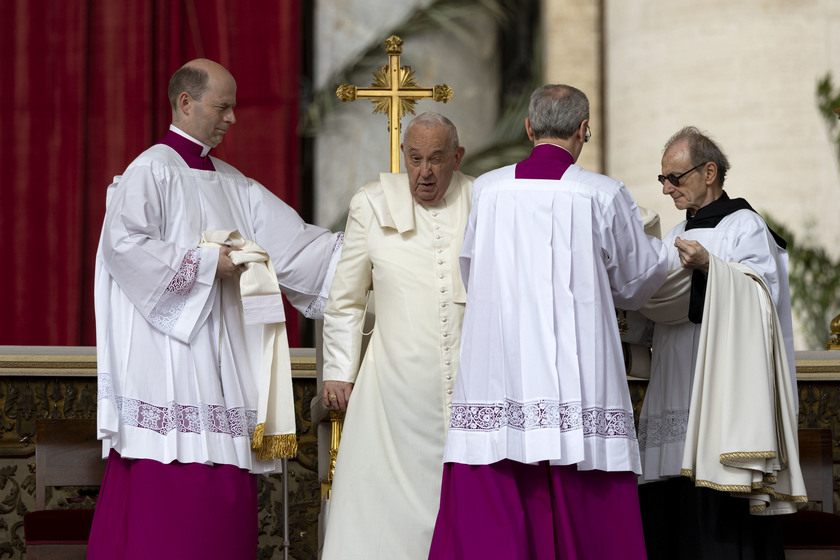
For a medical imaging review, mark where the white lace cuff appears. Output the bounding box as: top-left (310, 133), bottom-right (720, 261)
top-left (148, 249), bottom-right (201, 334)
top-left (304, 232), bottom-right (344, 320)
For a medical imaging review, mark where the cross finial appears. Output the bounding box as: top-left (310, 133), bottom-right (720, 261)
top-left (336, 35), bottom-right (453, 173)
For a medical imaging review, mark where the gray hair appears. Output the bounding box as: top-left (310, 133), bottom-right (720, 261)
top-left (168, 65), bottom-right (210, 110)
top-left (528, 84), bottom-right (589, 140)
top-left (664, 126), bottom-right (731, 187)
top-left (403, 112), bottom-right (460, 150)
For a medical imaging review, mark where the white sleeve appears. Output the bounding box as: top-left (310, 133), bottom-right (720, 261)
top-left (321, 193), bottom-right (373, 383)
top-left (100, 162), bottom-right (217, 343)
top-left (249, 181), bottom-right (343, 318)
top-left (602, 186), bottom-right (669, 310)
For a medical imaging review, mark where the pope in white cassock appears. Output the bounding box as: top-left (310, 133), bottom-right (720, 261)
top-left (89, 59), bottom-right (343, 559)
top-left (637, 126), bottom-right (802, 560)
top-left (320, 113), bottom-right (473, 560)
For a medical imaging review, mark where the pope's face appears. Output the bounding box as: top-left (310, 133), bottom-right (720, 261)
top-left (185, 70), bottom-right (237, 148)
top-left (660, 139), bottom-right (712, 214)
top-left (402, 124), bottom-right (464, 206)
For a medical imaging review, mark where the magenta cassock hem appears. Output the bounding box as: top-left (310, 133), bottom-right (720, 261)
top-left (428, 460), bottom-right (647, 560)
top-left (87, 449), bottom-right (258, 559)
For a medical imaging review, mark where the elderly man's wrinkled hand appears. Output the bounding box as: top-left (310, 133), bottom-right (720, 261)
top-left (323, 380), bottom-right (354, 412)
top-left (674, 237), bottom-right (709, 273)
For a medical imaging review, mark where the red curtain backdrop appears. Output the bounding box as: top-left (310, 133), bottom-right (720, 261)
top-left (0, 0), bottom-right (304, 347)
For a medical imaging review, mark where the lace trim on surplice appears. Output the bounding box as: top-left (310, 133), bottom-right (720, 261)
top-left (97, 372), bottom-right (256, 438)
top-left (303, 232), bottom-right (345, 319)
top-left (448, 399), bottom-right (636, 439)
top-left (637, 409), bottom-right (689, 451)
top-left (304, 296), bottom-right (327, 320)
top-left (149, 249), bottom-right (201, 334)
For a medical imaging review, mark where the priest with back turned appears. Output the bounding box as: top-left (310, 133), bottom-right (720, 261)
top-left (429, 84), bottom-right (669, 559)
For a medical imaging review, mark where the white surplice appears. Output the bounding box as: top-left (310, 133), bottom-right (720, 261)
top-left (442, 164), bottom-right (668, 474)
top-left (95, 143), bottom-right (342, 474)
top-left (638, 209), bottom-right (795, 482)
top-left (321, 171), bottom-right (473, 560)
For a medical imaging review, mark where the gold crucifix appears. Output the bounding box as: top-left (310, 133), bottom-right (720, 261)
top-left (336, 35), bottom-right (454, 173)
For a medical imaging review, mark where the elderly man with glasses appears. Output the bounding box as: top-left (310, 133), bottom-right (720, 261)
top-left (636, 126), bottom-right (801, 560)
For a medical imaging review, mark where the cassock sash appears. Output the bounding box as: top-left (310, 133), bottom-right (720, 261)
top-left (200, 230), bottom-right (297, 460)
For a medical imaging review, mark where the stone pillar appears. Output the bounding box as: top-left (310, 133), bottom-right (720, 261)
top-left (541, 0), bottom-right (603, 173)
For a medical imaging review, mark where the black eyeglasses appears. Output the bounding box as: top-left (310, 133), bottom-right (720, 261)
top-left (657, 162), bottom-right (706, 186)
top-left (584, 124), bottom-right (591, 143)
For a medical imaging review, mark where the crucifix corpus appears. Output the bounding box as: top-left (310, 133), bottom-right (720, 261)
top-left (336, 35), bottom-right (454, 173)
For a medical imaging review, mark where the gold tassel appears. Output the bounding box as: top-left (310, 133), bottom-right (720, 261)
top-left (251, 423), bottom-right (298, 460)
top-left (252, 423), bottom-right (265, 448)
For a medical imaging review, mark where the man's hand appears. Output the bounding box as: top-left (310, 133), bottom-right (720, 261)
top-left (323, 380), bottom-right (354, 412)
top-left (215, 246), bottom-right (243, 279)
top-left (674, 237), bottom-right (709, 273)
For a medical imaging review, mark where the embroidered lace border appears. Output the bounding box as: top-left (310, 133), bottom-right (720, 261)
top-left (149, 249), bottom-right (201, 334)
top-left (449, 399), bottom-right (636, 439)
top-left (637, 409), bottom-right (689, 451)
top-left (304, 232), bottom-right (345, 319)
top-left (98, 373), bottom-right (256, 438)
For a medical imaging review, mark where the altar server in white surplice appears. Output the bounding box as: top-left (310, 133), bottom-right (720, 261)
top-left (637, 126), bottom-right (799, 560)
top-left (89, 59), bottom-right (342, 559)
top-left (320, 113), bottom-right (473, 560)
top-left (429, 85), bottom-right (669, 560)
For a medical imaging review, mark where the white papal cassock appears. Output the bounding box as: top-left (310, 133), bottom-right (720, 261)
top-left (442, 163), bottom-right (668, 474)
top-left (321, 171), bottom-right (473, 560)
top-left (95, 136), bottom-right (342, 474)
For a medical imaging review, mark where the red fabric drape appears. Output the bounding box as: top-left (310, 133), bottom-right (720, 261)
top-left (0, 0), bottom-right (303, 346)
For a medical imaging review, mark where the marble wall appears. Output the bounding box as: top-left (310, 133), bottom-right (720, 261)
top-left (603, 0), bottom-right (840, 261)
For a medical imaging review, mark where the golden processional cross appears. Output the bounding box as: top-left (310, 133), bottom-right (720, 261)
top-left (336, 35), bottom-right (454, 173)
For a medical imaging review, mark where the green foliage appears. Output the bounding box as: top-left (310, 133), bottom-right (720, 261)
top-left (764, 217), bottom-right (840, 349)
top-left (816, 73), bottom-right (840, 162)
top-left (761, 73), bottom-right (840, 349)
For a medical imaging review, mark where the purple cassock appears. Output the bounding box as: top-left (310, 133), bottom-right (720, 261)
top-left (87, 131), bottom-right (258, 560)
top-left (428, 144), bottom-right (649, 560)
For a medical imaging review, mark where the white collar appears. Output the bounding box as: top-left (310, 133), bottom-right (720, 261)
top-left (169, 125), bottom-right (212, 157)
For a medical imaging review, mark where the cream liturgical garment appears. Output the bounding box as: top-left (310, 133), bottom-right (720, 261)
top-left (680, 255), bottom-right (806, 514)
top-left (321, 172), bottom-right (473, 560)
top-left (199, 230), bottom-right (296, 460)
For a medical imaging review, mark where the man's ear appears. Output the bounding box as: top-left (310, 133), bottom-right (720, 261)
top-left (452, 146), bottom-right (465, 170)
top-left (525, 117), bottom-right (535, 142)
top-left (703, 162), bottom-right (718, 186)
top-left (578, 119), bottom-right (589, 143)
top-left (178, 92), bottom-right (192, 116)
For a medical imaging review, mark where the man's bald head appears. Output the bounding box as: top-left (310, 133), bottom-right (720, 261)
top-left (169, 59), bottom-right (237, 147)
top-left (168, 59), bottom-right (234, 113)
